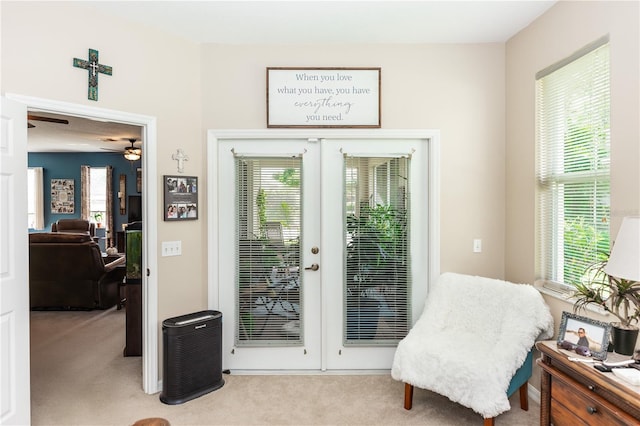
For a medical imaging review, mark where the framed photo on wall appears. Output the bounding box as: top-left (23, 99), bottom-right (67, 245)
top-left (163, 175), bottom-right (197, 221)
top-left (136, 168), bottom-right (142, 193)
top-left (51, 178), bottom-right (74, 213)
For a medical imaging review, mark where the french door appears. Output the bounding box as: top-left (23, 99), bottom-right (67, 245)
top-left (212, 132), bottom-right (436, 371)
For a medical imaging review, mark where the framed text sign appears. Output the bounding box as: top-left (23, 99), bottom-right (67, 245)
top-left (267, 67), bottom-right (381, 128)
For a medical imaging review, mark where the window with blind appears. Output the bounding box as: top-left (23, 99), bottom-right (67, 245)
top-left (536, 36), bottom-right (610, 290)
top-left (344, 156), bottom-right (410, 344)
top-left (235, 157), bottom-right (302, 345)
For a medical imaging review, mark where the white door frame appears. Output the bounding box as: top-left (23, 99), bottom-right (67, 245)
top-left (1, 96), bottom-right (30, 425)
top-left (6, 93), bottom-right (160, 393)
top-left (207, 129), bottom-right (440, 371)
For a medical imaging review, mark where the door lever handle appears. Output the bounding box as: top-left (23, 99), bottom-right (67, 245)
top-left (304, 263), bottom-right (319, 271)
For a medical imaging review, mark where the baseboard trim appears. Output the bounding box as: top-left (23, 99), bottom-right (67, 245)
top-left (528, 383), bottom-right (541, 405)
top-left (156, 375), bottom-right (543, 405)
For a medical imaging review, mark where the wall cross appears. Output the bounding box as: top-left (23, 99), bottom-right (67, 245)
top-left (172, 149), bottom-right (189, 173)
top-left (73, 49), bottom-right (112, 101)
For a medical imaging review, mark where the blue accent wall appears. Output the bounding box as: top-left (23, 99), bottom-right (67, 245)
top-left (28, 152), bottom-right (142, 235)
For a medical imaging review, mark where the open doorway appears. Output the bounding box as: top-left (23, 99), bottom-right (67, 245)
top-left (10, 93), bottom-right (160, 395)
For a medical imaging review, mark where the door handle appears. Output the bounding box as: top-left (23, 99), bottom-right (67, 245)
top-left (304, 263), bottom-right (319, 271)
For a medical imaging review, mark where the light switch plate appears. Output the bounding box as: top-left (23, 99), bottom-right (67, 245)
top-left (162, 240), bottom-right (182, 257)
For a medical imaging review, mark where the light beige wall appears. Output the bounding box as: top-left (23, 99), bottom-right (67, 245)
top-left (4, 1), bottom-right (513, 379)
top-left (1, 1), bottom-right (207, 364)
top-left (202, 43), bottom-right (507, 279)
top-left (506, 1), bottom-right (640, 387)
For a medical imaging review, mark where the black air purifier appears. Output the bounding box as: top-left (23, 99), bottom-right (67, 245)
top-left (160, 310), bottom-right (224, 404)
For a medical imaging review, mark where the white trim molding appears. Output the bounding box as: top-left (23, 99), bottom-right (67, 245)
top-left (7, 94), bottom-right (160, 394)
top-left (206, 128), bottom-right (441, 368)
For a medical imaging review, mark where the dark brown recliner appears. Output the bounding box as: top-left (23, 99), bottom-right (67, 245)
top-left (29, 232), bottom-right (125, 310)
top-left (51, 218), bottom-right (96, 237)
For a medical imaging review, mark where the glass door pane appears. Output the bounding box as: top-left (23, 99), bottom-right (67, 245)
top-left (235, 157), bottom-right (303, 345)
top-left (344, 156), bottom-right (410, 344)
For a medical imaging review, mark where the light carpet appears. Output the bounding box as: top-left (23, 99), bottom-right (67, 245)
top-left (30, 308), bottom-right (539, 425)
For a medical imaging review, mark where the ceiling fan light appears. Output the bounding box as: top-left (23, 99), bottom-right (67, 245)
top-left (122, 138), bottom-right (142, 161)
top-left (124, 150), bottom-right (141, 161)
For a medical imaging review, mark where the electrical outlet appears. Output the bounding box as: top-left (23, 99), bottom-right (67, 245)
top-left (162, 240), bottom-right (182, 257)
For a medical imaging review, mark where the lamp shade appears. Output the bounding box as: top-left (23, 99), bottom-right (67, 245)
top-left (605, 216), bottom-right (640, 282)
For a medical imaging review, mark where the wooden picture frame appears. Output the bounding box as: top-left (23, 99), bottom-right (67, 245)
top-left (50, 178), bottom-right (74, 214)
top-left (136, 168), bottom-right (142, 193)
top-left (163, 175), bottom-right (197, 221)
top-left (557, 311), bottom-right (611, 360)
top-left (267, 67), bottom-right (381, 128)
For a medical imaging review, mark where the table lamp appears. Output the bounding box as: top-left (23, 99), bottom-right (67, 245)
top-left (605, 216), bottom-right (640, 282)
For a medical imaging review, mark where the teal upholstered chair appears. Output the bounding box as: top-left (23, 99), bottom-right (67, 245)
top-left (402, 350), bottom-right (533, 426)
top-left (505, 351), bottom-right (533, 414)
top-left (392, 273), bottom-right (554, 425)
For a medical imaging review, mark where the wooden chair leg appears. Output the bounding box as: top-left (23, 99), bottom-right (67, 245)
top-left (519, 382), bottom-right (529, 411)
top-left (404, 383), bottom-right (414, 410)
top-left (483, 418), bottom-right (495, 426)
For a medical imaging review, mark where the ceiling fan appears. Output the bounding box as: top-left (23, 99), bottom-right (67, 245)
top-left (27, 114), bottom-right (69, 129)
top-left (101, 138), bottom-right (142, 161)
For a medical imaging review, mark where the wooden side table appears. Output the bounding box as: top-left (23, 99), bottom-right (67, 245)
top-left (536, 340), bottom-right (640, 425)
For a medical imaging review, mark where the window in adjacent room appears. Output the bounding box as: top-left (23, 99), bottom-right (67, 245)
top-left (536, 36), bottom-right (610, 290)
top-left (89, 167), bottom-right (107, 225)
top-left (27, 167), bottom-right (44, 230)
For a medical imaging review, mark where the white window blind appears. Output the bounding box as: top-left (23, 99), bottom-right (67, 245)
top-left (536, 37), bottom-right (610, 289)
top-left (344, 156), bottom-right (410, 344)
top-left (235, 157), bottom-right (302, 345)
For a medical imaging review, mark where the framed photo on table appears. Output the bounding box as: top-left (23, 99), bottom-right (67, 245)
top-left (557, 311), bottom-right (611, 359)
top-left (163, 176), bottom-right (197, 221)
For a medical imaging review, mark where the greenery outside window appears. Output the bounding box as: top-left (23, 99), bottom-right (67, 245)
top-left (536, 36), bottom-right (610, 290)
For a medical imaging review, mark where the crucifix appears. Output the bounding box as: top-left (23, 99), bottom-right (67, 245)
top-left (73, 49), bottom-right (112, 101)
top-left (172, 149), bottom-right (189, 173)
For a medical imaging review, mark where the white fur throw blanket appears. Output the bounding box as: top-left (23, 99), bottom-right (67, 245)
top-left (391, 272), bottom-right (554, 418)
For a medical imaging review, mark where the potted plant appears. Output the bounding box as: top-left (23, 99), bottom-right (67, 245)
top-left (572, 256), bottom-right (640, 355)
top-left (345, 204), bottom-right (408, 340)
top-left (93, 212), bottom-right (104, 227)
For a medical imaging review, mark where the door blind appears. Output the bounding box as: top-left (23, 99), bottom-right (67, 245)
top-left (344, 156), bottom-right (411, 344)
top-left (235, 157), bottom-right (303, 345)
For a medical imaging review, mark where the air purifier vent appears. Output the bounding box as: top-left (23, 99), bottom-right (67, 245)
top-left (160, 310), bottom-right (224, 404)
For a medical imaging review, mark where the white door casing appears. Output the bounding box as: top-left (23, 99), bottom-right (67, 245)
top-left (208, 130), bottom-right (440, 372)
top-left (4, 94), bottom-right (160, 394)
top-left (0, 97), bottom-right (30, 425)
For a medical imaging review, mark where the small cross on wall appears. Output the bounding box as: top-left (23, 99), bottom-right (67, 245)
top-left (172, 149), bottom-right (189, 173)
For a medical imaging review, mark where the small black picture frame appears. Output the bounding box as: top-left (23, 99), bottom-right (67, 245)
top-left (163, 175), bottom-right (197, 221)
top-left (557, 311), bottom-right (611, 360)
